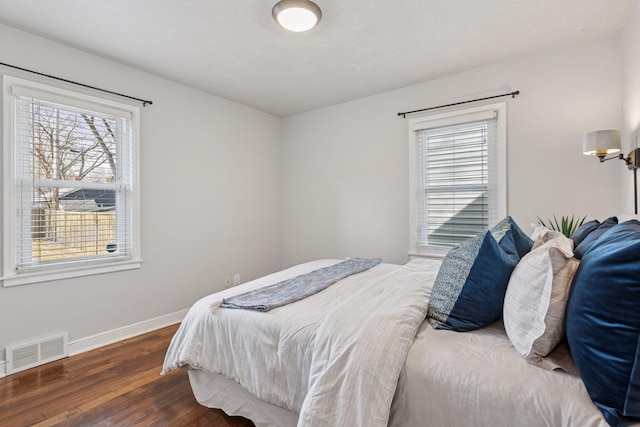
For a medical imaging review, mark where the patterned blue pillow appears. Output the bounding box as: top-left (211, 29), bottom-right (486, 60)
top-left (428, 228), bottom-right (520, 332)
top-left (566, 220), bottom-right (640, 426)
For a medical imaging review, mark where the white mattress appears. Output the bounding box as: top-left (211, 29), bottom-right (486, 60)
top-left (390, 321), bottom-right (608, 427)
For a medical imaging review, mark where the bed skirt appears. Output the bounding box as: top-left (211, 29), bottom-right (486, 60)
top-left (188, 369), bottom-right (297, 427)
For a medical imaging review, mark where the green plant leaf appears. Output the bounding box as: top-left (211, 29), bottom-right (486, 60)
top-left (538, 214), bottom-right (587, 237)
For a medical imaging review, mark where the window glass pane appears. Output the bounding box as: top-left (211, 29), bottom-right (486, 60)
top-left (417, 120), bottom-right (493, 248)
top-left (28, 189), bottom-right (118, 265)
top-left (26, 101), bottom-right (119, 183)
top-left (425, 190), bottom-right (489, 246)
top-left (14, 96), bottom-right (131, 271)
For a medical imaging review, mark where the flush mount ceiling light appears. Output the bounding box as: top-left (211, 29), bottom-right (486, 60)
top-left (272, 0), bottom-right (322, 32)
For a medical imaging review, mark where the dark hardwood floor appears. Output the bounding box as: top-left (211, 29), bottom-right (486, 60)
top-left (0, 324), bottom-right (255, 427)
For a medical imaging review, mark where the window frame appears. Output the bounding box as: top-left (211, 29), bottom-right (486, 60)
top-left (2, 75), bottom-right (141, 287)
top-left (408, 102), bottom-right (507, 259)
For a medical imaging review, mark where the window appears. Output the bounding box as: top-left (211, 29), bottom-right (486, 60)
top-left (2, 76), bottom-right (141, 286)
top-left (408, 103), bottom-right (506, 257)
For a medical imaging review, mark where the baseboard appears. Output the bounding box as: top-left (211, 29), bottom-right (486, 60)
top-left (69, 309), bottom-right (188, 356)
top-left (0, 309), bottom-right (188, 378)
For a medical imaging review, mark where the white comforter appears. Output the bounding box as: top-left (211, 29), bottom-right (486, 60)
top-left (162, 259), bottom-right (440, 427)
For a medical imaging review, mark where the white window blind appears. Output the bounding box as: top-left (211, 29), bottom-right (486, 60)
top-left (3, 76), bottom-right (141, 286)
top-left (409, 103), bottom-right (506, 255)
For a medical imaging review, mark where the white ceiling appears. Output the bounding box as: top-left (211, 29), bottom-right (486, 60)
top-left (0, 0), bottom-right (633, 117)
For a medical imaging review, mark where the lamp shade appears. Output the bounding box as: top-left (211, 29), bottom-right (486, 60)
top-left (272, 0), bottom-right (322, 32)
top-left (583, 129), bottom-right (621, 158)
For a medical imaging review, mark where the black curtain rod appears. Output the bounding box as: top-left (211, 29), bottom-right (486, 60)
top-left (397, 90), bottom-right (520, 118)
top-left (0, 62), bottom-right (153, 107)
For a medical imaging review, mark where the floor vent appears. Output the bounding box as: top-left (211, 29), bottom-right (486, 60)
top-left (5, 332), bottom-right (69, 375)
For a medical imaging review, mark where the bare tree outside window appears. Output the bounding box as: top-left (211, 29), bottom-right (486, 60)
top-left (30, 104), bottom-right (117, 207)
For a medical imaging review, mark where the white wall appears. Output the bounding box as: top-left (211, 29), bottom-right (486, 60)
top-left (282, 38), bottom-right (622, 267)
top-left (622, 0), bottom-right (640, 214)
top-left (0, 23), bottom-right (282, 363)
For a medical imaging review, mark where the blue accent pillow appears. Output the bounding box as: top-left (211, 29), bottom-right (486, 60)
top-left (573, 216), bottom-right (618, 259)
top-left (491, 216), bottom-right (534, 259)
top-left (570, 219), bottom-right (600, 247)
top-left (428, 224), bottom-right (521, 332)
top-left (566, 220), bottom-right (640, 426)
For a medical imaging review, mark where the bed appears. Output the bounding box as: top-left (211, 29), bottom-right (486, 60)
top-left (162, 217), bottom-right (640, 427)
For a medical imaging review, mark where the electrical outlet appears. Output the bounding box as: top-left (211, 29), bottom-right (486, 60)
top-left (233, 274), bottom-right (240, 286)
top-left (224, 276), bottom-right (231, 288)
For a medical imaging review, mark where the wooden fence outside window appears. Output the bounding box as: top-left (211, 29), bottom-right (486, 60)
top-left (31, 209), bottom-right (116, 261)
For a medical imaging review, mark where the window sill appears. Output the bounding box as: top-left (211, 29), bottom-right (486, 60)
top-left (1, 259), bottom-right (142, 287)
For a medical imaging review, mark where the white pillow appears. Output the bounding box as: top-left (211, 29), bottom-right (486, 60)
top-left (503, 232), bottom-right (579, 368)
top-left (529, 223), bottom-right (568, 250)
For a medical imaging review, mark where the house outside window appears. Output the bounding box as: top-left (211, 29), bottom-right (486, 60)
top-left (408, 102), bottom-right (506, 258)
top-left (2, 75), bottom-right (141, 286)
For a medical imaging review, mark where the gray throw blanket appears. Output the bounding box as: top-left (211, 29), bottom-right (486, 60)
top-left (220, 258), bottom-right (382, 312)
